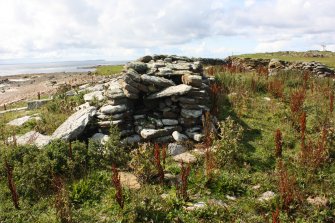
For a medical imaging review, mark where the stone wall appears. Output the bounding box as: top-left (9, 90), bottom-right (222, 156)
top-left (228, 57), bottom-right (335, 77)
top-left (93, 55), bottom-right (213, 144)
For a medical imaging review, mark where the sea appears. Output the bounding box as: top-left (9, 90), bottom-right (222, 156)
top-left (0, 60), bottom-right (128, 76)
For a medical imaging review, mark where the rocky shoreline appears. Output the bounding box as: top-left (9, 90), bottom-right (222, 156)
top-left (0, 72), bottom-right (102, 107)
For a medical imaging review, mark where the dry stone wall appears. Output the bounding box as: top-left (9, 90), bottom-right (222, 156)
top-left (95, 55), bottom-right (213, 144)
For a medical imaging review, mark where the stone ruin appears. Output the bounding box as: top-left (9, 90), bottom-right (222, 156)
top-left (229, 57), bottom-right (335, 77)
top-left (93, 55), bottom-right (214, 144)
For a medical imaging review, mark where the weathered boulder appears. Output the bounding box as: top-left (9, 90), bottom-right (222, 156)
top-left (126, 62), bottom-right (148, 74)
top-left (173, 152), bottom-right (197, 163)
top-left (91, 133), bottom-right (110, 145)
top-left (14, 131), bottom-right (51, 148)
top-left (168, 143), bottom-right (186, 156)
top-left (52, 106), bottom-right (97, 141)
top-left (172, 131), bottom-right (189, 142)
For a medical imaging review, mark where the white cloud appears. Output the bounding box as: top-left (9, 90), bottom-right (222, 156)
top-left (0, 0), bottom-right (334, 60)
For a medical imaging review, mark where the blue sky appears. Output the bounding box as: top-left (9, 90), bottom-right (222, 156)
top-left (0, 0), bottom-right (334, 62)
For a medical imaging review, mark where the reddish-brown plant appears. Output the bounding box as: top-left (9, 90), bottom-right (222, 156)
top-left (300, 128), bottom-right (328, 170)
top-left (272, 208), bottom-right (280, 223)
top-left (300, 112), bottom-right (306, 149)
top-left (154, 143), bottom-right (164, 184)
top-left (177, 161), bottom-right (191, 201)
top-left (302, 71), bottom-right (310, 91)
top-left (205, 148), bottom-right (215, 178)
top-left (203, 112), bottom-right (215, 147)
top-left (330, 90), bottom-right (334, 113)
top-left (275, 129), bottom-right (283, 158)
top-left (290, 89), bottom-right (306, 127)
top-left (256, 65), bottom-right (269, 77)
top-left (161, 144), bottom-right (167, 167)
top-left (53, 175), bottom-right (72, 223)
top-left (277, 160), bottom-right (298, 211)
top-left (4, 160), bottom-right (20, 209)
top-left (68, 141), bottom-right (73, 160)
top-left (209, 82), bottom-right (223, 116)
top-left (267, 79), bottom-right (284, 99)
top-left (111, 165), bottom-right (124, 209)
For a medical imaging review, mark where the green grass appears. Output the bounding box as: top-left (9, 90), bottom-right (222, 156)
top-left (238, 50), bottom-right (335, 68)
top-left (95, 65), bottom-right (124, 76)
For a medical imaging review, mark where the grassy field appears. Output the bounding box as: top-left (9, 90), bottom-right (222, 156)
top-left (95, 65), bottom-right (124, 76)
top-left (0, 67), bottom-right (335, 222)
top-left (238, 51), bottom-right (335, 68)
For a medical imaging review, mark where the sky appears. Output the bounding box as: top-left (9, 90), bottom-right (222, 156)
top-left (0, 0), bottom-right (334, 62)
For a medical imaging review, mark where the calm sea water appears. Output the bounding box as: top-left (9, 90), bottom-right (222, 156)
top-left (0, 60), bottom-right (127, 76)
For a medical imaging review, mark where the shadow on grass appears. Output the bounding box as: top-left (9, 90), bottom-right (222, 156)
top-left (218, 95), bottom-right (276, 172)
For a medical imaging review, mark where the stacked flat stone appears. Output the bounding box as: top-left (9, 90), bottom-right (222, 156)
top-left (94, 55), bottom-right (211, 144)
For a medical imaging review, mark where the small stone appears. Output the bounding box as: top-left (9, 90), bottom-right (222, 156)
top-left (184, 202), bottom-right (206, 211)
top-left (252, 184), bottom-right (261, 190)
top-left (258, 191), bottom-right (276, 202)
top-left (121, 134), bottom-right (141, 144)
top-left (100, 104), bottom-right (128, 115)
top-left (168, 143), bottom-right (187, 156)
top-left (173, 152), bottom-right (197, 163)
top-left (181, 109), bottom-right (202, 118)
top-left (162, 119), bottom-right (179, 126)
top-left (307, 196), bottom-right (328, 207)
top-left (226, 195), bottom-right (237, 201)
top-left (172, 131), bottom-right (188, 142)
top-left (140, 129), bottom-right (169, 139)
top-left (91, 133), bottom-right (110, 145)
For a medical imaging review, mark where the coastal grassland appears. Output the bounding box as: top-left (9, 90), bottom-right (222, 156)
top-left (95, 65), bottom-right (124, 76)
top-left (1, 68), bottom-right (335, 222)
top-left (238, 51), bottom-right (335, 68)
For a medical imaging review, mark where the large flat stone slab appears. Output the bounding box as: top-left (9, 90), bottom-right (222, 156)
top-left (52, 106), bottom-right (97, 141)
top-left (147, 84), bottom-right (192, 99)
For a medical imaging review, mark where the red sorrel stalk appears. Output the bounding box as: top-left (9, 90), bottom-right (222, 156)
top-left (4, 160), bottom-right (20, 209)
top-left (275, 129), bottom-right (283, 158)
top-left (154, 143), bottom-right (164, 184)
top-left (111, 165), bottom-right (124, 209)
